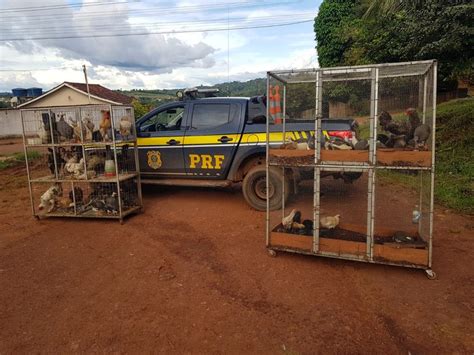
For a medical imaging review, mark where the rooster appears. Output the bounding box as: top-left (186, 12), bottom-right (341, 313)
top-left (100, 110), bottom-right (112, 141)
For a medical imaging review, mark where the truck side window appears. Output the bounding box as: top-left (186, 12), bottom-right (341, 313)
top-left (191, 104), bottom-right (238, 130)
top-left (140, 106), bottom-right (184, 132)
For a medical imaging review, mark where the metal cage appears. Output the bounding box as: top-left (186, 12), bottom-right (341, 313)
top-left (265, 60), bottom-right (437, 279)
top-left (21, 104), bottom-right (143, 223)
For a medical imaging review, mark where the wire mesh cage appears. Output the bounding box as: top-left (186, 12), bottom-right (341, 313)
top-left (21, 104), bottom-right (143, 222)
top-left (266, 60), bottom-right (437, 278)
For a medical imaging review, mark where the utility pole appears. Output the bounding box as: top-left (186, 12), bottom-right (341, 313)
top-left (82, 64), bottom-right (91, 104)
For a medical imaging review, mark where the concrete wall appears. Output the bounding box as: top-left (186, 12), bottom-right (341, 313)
top-left (0, 109), bottom-right (22, 137)
top-left (21, 86), bottom-right (106, 108)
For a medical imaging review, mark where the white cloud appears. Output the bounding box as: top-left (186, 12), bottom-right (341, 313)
top-left (0, 0), bottom-right (319, 91)
top-left (1, 0), bottom-right (216, 72)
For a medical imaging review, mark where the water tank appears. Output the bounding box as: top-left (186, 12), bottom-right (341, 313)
top-left (12, 88), bottom-right (27, 97)
top-left (27, 87), bottom-right (43, 97)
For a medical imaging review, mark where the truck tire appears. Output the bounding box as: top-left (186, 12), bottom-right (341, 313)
top-left (242, 165), bottom-right (289, 211)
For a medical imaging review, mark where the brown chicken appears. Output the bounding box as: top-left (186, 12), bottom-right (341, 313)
top-left (99, 110), bottom-right (111, 141)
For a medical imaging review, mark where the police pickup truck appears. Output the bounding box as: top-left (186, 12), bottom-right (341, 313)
top-left (136, 89), bottom-right (360, 210)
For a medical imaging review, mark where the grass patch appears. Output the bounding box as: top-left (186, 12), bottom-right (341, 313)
top-left (0, 151), bottom-right (42, 170)
top-left (357, 98), bottom-right (474, 214)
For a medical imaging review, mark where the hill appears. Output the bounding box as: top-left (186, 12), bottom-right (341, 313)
top-left (119, 78), bottom-right (266, 108)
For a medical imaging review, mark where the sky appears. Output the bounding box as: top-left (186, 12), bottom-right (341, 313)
top-left (0, 0), bottom-right (322, 92)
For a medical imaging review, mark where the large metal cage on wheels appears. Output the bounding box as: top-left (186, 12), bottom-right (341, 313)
top-left (265, 60), bottom-right (437, 278)
top-left (21, 104), bottom-right (143, 223)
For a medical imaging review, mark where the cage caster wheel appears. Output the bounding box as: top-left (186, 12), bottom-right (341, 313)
top-left (268, 249), bottom-right (277, 257)
top-left (425, 269), bottom-right (437, 280)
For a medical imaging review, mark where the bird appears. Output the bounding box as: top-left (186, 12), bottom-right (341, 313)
top-left (82, 115), bottom-right (95, 141)
top-left (70, 118), bottom-right (86, 142)
top-left (56, 114), bottom-right (73, 141)
top-left (68, 187), bottom-right (84, 207)
top-left (99, 110), bottom-right (112, 141)
top-left (303, 219), bottom-right (313, 235)
top-left (282, 209), bottom-right (297, 230)
top-left (405, 108), bottom-right (421, 140)
top-left (393, 231), bottom-right (414, 243)
top-left (320, 214), bottom-right (340, 229)
top-left (119, 116), bottom-right (133, 140)
top-left (354, 139), bottom-right (369, 150)
top-left (38, 184), bottom-right (62, 213)
top-left (105, 192), bottom-right (119, 214)
top-left (413, 124), bottom-right (431, 150)
top-left (378, 110), bottom-right (410, 136)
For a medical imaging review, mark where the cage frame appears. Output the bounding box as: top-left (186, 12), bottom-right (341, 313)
top-left (20, 103), bottom-right (143, 223)
top-left (265, 60), bottom-right (437, 278)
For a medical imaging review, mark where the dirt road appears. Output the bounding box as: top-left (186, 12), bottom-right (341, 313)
top-left (0, 164), bottom-right (473, 353)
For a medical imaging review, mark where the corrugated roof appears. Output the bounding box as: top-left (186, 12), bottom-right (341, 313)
top-left (65, 82), bottom-right (133, 104)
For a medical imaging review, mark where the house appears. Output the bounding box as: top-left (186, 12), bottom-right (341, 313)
top-left (17, 81), bottom-right (133, 108)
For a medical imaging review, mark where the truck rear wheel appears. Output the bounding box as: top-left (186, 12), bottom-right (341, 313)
top-left (242, 165), bottom-right (289, 211)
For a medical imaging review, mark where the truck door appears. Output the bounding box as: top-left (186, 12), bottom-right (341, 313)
top-left (136, 103), bottom-right (187, 177)
top-left (183, 102), bottom-right (242, 179)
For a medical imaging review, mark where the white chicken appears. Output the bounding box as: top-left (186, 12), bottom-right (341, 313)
top-left (282, 209), bottom-right (297, 230)
top-left (320, 214), bottom-right (340, 229)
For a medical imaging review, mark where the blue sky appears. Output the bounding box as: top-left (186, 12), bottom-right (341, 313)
top-left (0, 0), bottom-right (322, 91)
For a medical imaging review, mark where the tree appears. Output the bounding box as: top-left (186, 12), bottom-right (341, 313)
top-left (132, 99), bottom-right (151, 120)
top-left (314, 0), bottom-right (358, 67)
top-left (314, 0), bottom-right (474, 89)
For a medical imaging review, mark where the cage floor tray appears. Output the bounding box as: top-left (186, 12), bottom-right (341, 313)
top-left (268, 148), bottom-right (431, 167)
top-left (270, 223), bottom-right (428, 266)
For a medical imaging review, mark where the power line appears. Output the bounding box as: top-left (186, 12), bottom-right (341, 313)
top-left (0, 19), bottom-right (313, 41)
top-left (0, 0), bottom-right (137, 13)
top-left (0, 0), bottom-right (296, 23)
top-left (1, 13), bottom-right (312, 35)
top-left (0, 66), bottom-right (78, 72)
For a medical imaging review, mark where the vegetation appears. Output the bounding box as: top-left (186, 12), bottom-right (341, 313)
top-left (121, 78), bottom-right (267, 118)
top-left (314, 0), bottom-right (474, 90)
top-left (0, 151), bottom-right (41, 170)
top-left (435, 98), bottom-right (473, 213)
top-left (360, 98), bottom-right (473, 214)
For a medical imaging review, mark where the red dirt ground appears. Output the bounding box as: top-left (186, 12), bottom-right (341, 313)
top-left (0, 163), bottom-right (473, 353)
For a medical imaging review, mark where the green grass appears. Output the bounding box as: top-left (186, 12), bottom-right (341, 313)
top-left (357, 98), bottom-right (474, 214)
top-left (0, 151), bottom-right (42, 170)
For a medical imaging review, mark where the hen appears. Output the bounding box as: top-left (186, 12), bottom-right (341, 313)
top-left (320, 214), bottom-right (340, 229)
top-left (119, 116), bottom-right (133, 140)
top-left (100, 110), bottom-right (112, 141)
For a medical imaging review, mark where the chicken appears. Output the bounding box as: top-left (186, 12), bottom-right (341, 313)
top-left (38, 184), bottom-right (62, 213)
top-left (70, 118), bottom-right (86, 142)
top-left (64, 154), bottom-right (85, 178)
top-left (320, 214), bottom-right (340, 229)
top-left (405, 108), bottom-right (421, 140)
top-left (105, 192), bottom-right (119, 214)
top-left (282, 209), bottom-right (297, 230)
top-left (354, 139), bottom-right (369, 150)
top-left (378, 111), bottom-right (410, 137)
top-left (119, 116), bottom-right (133, 140)
top-left (413, 124), bottom-right (431, 150)
top-left (82, 115), bottom-right (94, 141)
top-left (47, 147), bottom-right (66, 176)
top-left (56, 114), bottom-right (73, 141)
top-left (69, 187), bottom-right (84, 206)
top-left (99, 110), bottom-right (112, 141)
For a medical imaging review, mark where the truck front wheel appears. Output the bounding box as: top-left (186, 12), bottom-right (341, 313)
top-left (242, 165), bottom-right (289, 211)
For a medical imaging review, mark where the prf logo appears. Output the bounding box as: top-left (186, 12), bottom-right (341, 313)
top-left (147, 150), bottom-right (162, 169)
top-left (189, 154), bottom-right (224, 169)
